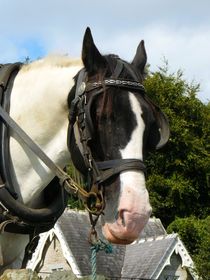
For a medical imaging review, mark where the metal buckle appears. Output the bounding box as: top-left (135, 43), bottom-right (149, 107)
top-left (78, 82), bottom-right (86, 96)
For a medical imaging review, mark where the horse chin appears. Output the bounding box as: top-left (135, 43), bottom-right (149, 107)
top-left (102, 224), bottom-right (135, 244)
top-left (102, 212), bottom-right (150, 245)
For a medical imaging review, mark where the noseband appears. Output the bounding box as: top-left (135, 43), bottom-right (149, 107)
top-left (68, 59), bottom-right (147, 192)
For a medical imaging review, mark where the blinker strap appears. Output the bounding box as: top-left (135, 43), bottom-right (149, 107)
top-left (123, 61), bottom-right (140, 81)
top-left (111, 59), bottom-right (124, 78)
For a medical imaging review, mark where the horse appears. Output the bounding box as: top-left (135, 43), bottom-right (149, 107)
top-left (0, 27), bottom-right (169, 271)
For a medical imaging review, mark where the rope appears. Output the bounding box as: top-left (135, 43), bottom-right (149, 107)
top-left (90, 239), bottom-right (113, 280)
top-left (91, 245), bottom-right (97, 279)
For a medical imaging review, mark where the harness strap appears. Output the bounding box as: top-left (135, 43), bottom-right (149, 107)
top-left (123, 61), bottom-right (141, 81)
top-left (0, 104), bottom-right (105, 220)
top-left (96, 159), bottom-right (146, 184)
top-left (21, 234), bottom-right (40, 268)
top-left (0, 65), bottom-right (104, 232)
top-left (75, 68), bottom-right (87, 97)
top-left (111, 59), bottom-right (124, 78)
top-left (85, 79), bottom-right (145, 93)
top-left (0, 107), bottom-right (68, 182)
top-left (96, 158), bottom-right (146, 170)
top-left (0, 63), bottom-right (22, 94)
top-left (0, 63), bottom-right (22, 198)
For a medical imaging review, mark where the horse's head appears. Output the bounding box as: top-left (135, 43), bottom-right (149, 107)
top-left (68, 28), bottom-right (169, 244)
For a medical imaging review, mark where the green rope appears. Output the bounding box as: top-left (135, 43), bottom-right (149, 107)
top-left (91, 245), bottom-right (97, 280)
top-left (90, 239), bottom-right (113, 280)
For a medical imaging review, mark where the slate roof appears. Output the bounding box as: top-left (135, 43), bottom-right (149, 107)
top-left (56, 210), bottom-right (125, 278)
top-left (137, 216), bottom-right (166, 240)
top-left (28, 209), bottom-right (196, 279)
top-left (122, 235), bottom-right (177, 279)
top-left (55, 209), bottom-right (168, 278)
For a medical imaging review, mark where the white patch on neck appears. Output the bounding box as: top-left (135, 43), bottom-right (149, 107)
top-left (9, 59), bottom-right (82, 204)
top-left (120, 92), bottom-right (145, 160)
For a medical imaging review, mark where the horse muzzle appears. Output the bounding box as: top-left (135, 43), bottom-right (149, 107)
top-left (102, 209), bottom-right (151, 244)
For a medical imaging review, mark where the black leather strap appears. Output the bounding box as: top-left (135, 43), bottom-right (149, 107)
top-left (96, 159), bottom-right (146, 184)
top-left (0, 64), bottom-right (68, 234)
top-left (0, 63), bottom-right (22, 198)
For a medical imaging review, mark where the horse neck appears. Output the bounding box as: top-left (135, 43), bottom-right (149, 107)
top-left (9, 57), bottom-right (82, 204)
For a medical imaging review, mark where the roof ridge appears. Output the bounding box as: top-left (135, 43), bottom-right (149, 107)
top-left (134, 232), bottom-right (178, 244)
top-left (150, 234), bottom-right (178, 279)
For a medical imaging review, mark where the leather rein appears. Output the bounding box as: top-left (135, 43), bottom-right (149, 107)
top-left (0, 64), bottom-right (103, 236)
top-left (0, 104), bottom-right (101, 215)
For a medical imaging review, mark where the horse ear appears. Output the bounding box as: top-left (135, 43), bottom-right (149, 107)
top-left (82, 27), bottom-right (106, 75)
top-left (132, 40), bottom-right (147, 74)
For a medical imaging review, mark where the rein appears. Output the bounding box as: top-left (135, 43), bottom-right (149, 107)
top-left (0, 106), bottom-right (102, 215)
top-left (0, 63), bottom-right (106, 268)
top-left (0, 64), bottom-right (103, 240)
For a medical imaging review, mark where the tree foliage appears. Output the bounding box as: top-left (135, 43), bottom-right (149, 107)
top-left (144, 62), bottom-right (210, 279)
top-left (167, 216), bottom-right (210, 279)
top-left (144, 63), bottom-right (210, 225)
top-left (67, 62), bottom-right (210, 279)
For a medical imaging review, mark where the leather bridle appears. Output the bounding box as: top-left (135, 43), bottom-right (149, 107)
top-left (68, 59), bottom-right (147, 209)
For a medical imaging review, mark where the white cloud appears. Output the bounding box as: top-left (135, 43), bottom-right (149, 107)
top-left (0, 0), bottom-right (209, 102)
top-left (144, 25), bottom-right (210, 102)
top-left (95, 25), bottom-right (210, 103)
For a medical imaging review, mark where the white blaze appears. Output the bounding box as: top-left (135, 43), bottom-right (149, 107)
top-left (120, 92), bottom-right (147, 194)
top-left (102, 92), bottom-right (152, 244)
top-left (119, 92), bottom-right (151, 219)
top-left (120, 92), bottom-right (145, 160)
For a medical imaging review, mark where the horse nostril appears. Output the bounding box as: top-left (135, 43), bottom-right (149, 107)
top-left (115, 211), bottom-right (119, 221)
top-left (118, 210), bottom-right (126, 226)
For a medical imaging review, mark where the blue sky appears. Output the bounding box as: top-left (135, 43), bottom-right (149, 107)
top-left (1, 0), bottom-right (210, 103)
